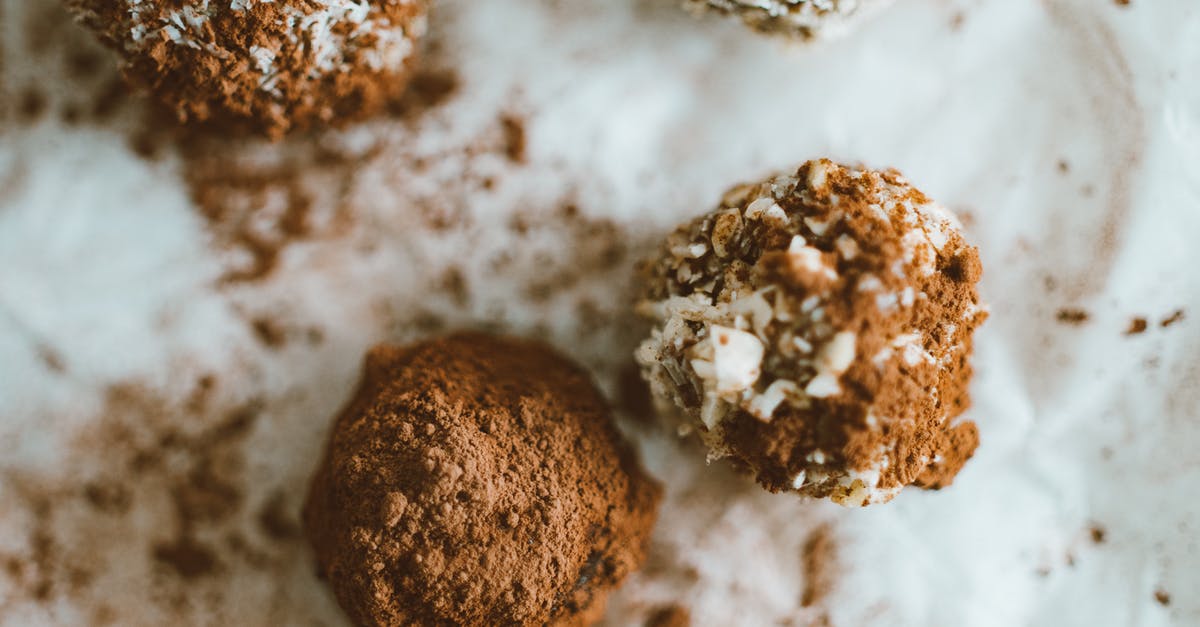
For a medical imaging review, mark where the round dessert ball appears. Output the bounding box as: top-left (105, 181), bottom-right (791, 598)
top-left (683, 0), bottom-right (894, 40)
top-left (66, 0), bottom-right (428, 137)
top-left (303, 334), bottom-right (662, 626)
top-left (635, 159), bottom-right (986, 507)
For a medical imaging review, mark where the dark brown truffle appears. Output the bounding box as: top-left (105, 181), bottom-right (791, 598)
top-left (304, 334), bottom-right (662, 626)
top-left (65, 0), bottom-right (428, 138)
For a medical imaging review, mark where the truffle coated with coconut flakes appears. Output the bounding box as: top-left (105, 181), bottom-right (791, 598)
top-left (684, 0), bottom-right (895, 41)
top-left (65, 0), bottom-right (429, 138)
top-left (635, 159), bottom-right (986, 506)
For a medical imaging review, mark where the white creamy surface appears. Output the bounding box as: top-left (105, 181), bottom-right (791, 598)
top-left (1, 0), bottom-right (1199, 626)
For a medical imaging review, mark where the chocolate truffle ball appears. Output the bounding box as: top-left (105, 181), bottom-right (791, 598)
top-left (635, 160), bottom-right (986, 506)
top-left (304, 334), bottom-right (661, 626)
top-left (66, 0), bottom-right (428, 137)
top-left (684, 0), bottom-right (893, 40)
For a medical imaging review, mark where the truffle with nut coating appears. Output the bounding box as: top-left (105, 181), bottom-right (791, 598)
top-left (635, 159), bottom-right (986, 506)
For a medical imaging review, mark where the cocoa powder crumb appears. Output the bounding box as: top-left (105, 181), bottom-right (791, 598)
top-left (251, 317), bottom-right (287, 348)
top-left (257, 491), bottom-right (298, 541)
top-left (1154, 589), bottom-right (1170, 606)
top-left (646, 604), bottom-right (691, 627)
top-left (1160, 309), bottom-right (1185, 328)
top-left (82, 481), bottom-right (132, 515)
top-left (1124, 317), bottom-right (1148, 335)
top-left (1088, 524), bottom-right (1107, 544)
top-left (152, 538), bottom-right (218, 580)
top-left (36, 344), bottom-right (67, 373)
top-left (500, 113), bottom-right (527, 163)
top-left (1056, 308), bottom-right (1090, 325)
top-left (59, 103), bottom-right (82, 125)
top-left (18, 88), bottom-right (47, 121)
top-left (388, 68), bottom-right (461, 119)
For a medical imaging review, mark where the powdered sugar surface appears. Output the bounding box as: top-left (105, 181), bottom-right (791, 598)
top-left (1, 0), bottom-right (1198, 625)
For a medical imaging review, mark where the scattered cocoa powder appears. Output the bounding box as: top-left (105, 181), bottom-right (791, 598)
top-left (1088, 524), bottom-right (1107, 544)
top-left (175, 64), bottom-right (462, 284)
top-left (1057, 308), bottom-right (1091, 325)
top-left (303, 334), bottom-right (661, 626)
top-left (1125, 317), bottom-right (1148, 335)
top-left (0, 376), bottom-right (327, 623)
top-left (1154, 589), bottom-right (1170, 606)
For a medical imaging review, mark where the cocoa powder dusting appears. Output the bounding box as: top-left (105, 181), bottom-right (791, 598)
top-left (176, 63), bottom-right (460, 285)
top-left (304, 334), bottom-right (661, 626)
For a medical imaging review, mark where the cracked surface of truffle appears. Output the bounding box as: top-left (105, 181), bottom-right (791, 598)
top-left (684, 0), bottom-right (895, 40)
top-left (635, 159), bottom-right (986, 506)
top-left (304, 334), bottom-right (661, 626)
top-left (65, 0), bottom-right (428, 137)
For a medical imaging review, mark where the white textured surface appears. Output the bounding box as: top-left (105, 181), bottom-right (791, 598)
top-left (1, 0), bottom-right (1198, 625)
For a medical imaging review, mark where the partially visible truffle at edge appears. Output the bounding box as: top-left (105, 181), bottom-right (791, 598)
top-left (304, 334), bottom-right (662, 626)
top-left (635, 159), bottom-right (986, 506)
top-left (66, 0), bottom-right (429, 137)
top-left (684, 0), bottom-right (895, 40)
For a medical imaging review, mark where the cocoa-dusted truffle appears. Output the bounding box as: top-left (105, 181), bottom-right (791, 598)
top-left (304, 334), bottom-right (661, 626)
top-left (66, 0), bottom-right (428, 137)
top-left (635, 159), bottom-right (986, 506)
top-left (684, 0), bottom-right (893, 40)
